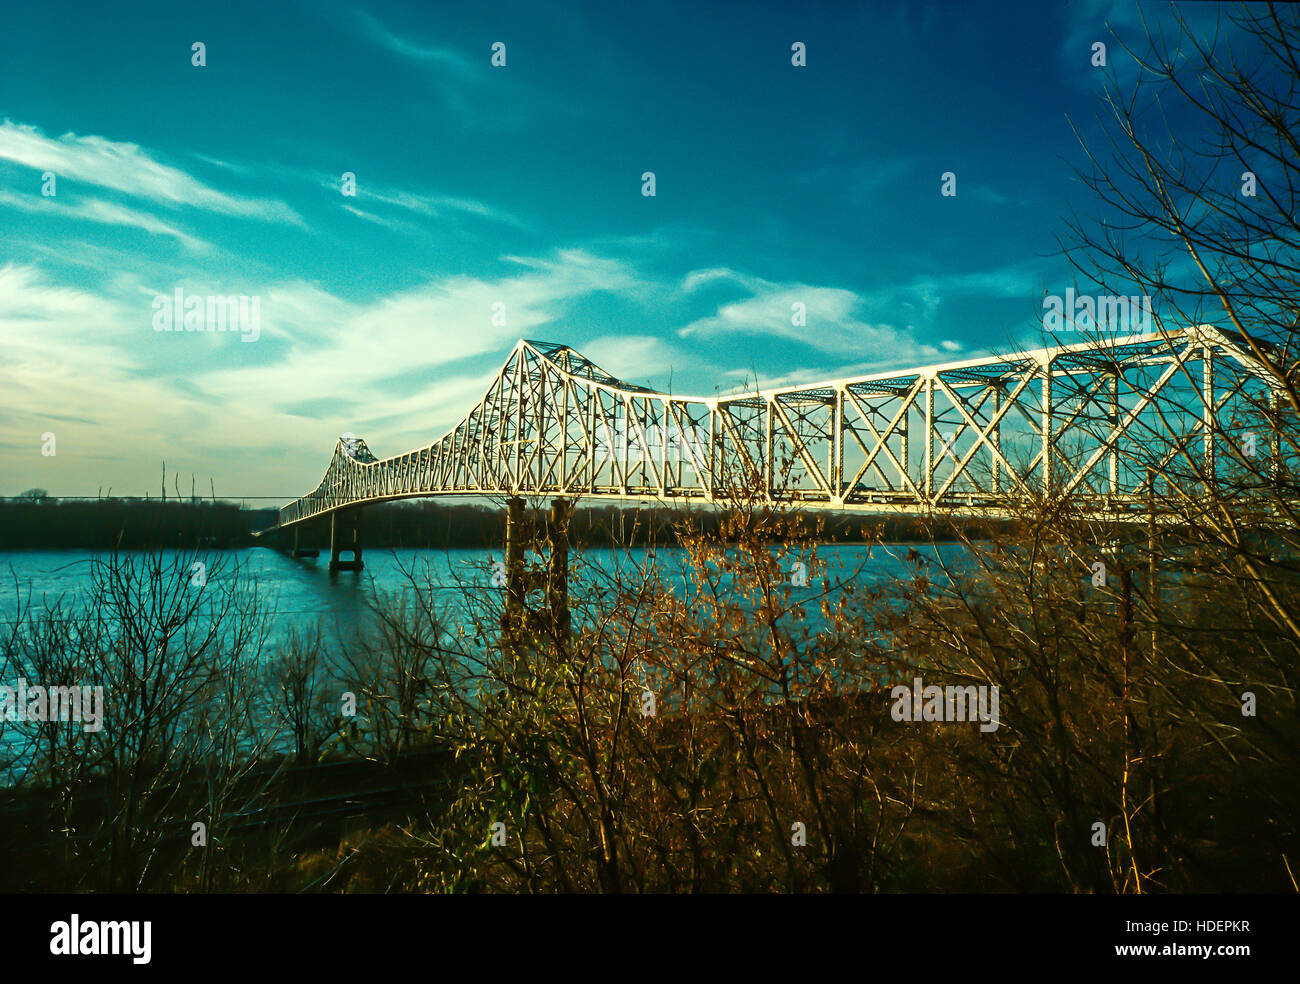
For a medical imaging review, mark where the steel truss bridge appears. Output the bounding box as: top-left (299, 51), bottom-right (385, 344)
top-left (274, 324), bottom-right (1286, 536)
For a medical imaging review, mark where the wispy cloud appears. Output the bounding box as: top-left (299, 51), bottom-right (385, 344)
top-left (320, 172), bottom-right (527, 229)
top-left (577, 333), bottom-right (708, 394)
top-left (0, 189), bottom-right (208, 250)
top-left (347, 9), bottom-right (583, 131)
top-left (356, 10), bottom-right (478, 78)
top-left (0, 263), bottom-right (272, 493)
top-left (0, 250), bottom-right (643, 493)
top-left (0, 263), bottom-right (140, 430)
top-left (678, 267), bottom-right (972, 366)
top-left (192, 248), bottom-right (640, 447)
top-left (1058, 0), bottom-right (1226, 88)
top-left (791, 158), bottom-right (919, 206)
top-left (341, 203), bottom-right (417, 233)
top-left (0, 121), bottom-right (304, 225)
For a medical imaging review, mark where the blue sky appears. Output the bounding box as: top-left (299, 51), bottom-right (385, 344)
top-left (0, 0), bottom-right (1225, 498)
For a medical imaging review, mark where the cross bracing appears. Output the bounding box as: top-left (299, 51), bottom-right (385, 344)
top-left (275, 324), bottom-right (1290, 528)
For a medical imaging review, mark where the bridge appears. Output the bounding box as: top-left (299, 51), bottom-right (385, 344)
top-left (269, 323), bottom-right (1286, 571)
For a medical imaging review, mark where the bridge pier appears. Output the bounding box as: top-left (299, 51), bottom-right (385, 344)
top-left (499, 496), bottom-right (573, 646)
top-left (291, 525), bottom-right (320, 559)
top-left (548, 498), bottom-right (573, 643)
top-left (501, 497), bottom-right (526, 632)
top-left (329, 508), bottom-right (364, 572)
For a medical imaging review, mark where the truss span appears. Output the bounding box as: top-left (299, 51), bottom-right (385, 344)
top-left (276, 325), bottom-right (1287, 528)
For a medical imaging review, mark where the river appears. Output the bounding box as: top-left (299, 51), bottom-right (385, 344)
top-left (0, 542), bottom-right (972, 648)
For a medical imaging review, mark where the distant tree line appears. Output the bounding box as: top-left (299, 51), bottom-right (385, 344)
top-left (339, 499), bottom-right (971, 549)
top-left (0, 491), bottom-right (274, 549)
top-left (0, 491), bottom-right (971, 550)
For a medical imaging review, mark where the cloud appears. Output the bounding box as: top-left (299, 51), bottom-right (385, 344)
top-left (1059, 0), bottom-right (1226, 88)
top-left (341, 203), bottom-right (416, 232)
top-left (323, 173), bottom-right (527, 229)
top-left (347, 10), bottom-right (582, 131)
top-left (192, 249), bottom-right (640, 448)
top-left (0, 120), bottom-right (304, 225)
top-left (792, 158), bottom-right (916, 206)
top-left (356, 10), bottom-right (478, 78)
top-left (677, 267), bottom-right (981, 365)
top-left (575, 333), bottom-right (706, 394)
top-left (0, 189), bottom-right (208, 250)
top-left (968, 184), bottom-right (1017, 206)
top-left (0, 264), bottom-right (152, 475)
top-left (0, 247), bottom-right (1001, 496)
top-left (0, 247), bottom-right (654, 494)
top-left (0, 262), bottom-right (125, 330)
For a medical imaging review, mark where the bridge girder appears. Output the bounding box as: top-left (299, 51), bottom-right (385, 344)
top-left (275, 325), bottom-right (1289, 528)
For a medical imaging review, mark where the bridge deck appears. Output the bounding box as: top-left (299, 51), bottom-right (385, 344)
top-left (272, 325), bottom-right (1287, 529)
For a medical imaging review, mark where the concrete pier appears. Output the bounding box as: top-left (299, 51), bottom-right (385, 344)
top-left (499, 496), bottom-right (573, 646)
top-left (548, 497), bottom-right (572, 642)
top-left (291, 526), bottom-right (320, 559)
top-left (329, 508), bottom-right (364, 572)
top-left (501, 497), bottom-right (525, 632)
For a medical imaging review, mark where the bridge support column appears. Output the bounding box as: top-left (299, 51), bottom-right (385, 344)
top-left (329, 509), bottom-right (364, 572)
top-left (548, 498), bottom-right (573, 646)
top-left (502, 497), bottom-right (526, 631)
top-left (498, 496), bottom-right (574, 652)
top-left (291, 525), bottom-right (320, 559)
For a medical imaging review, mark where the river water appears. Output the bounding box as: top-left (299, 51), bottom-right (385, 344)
top-left (0, 542), bottom-right (971, 647)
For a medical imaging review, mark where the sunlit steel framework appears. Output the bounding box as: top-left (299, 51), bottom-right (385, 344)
top-left (276, 324), bottom-right (1286, 530)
